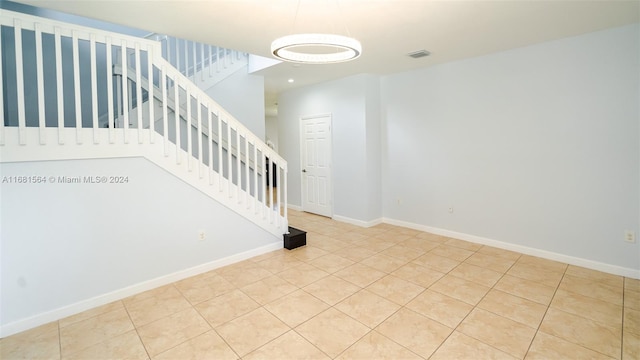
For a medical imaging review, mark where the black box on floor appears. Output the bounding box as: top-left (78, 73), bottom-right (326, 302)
top-left (284, 226), bottom-right (306, 250)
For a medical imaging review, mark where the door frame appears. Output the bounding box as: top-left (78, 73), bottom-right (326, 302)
top-left (299, 113), bottom-right (333, 217)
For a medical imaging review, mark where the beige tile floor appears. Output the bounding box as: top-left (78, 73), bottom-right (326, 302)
top-left (2, 210), bottom-right (639, 359)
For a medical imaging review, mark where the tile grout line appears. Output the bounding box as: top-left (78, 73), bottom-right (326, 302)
top-left (327, 229), bottom-right (424, 359)
top-left (424, 246), bottom-right (482, 358)
top-left (621, 277), bottom-right (626, 360)
top-left (356, 238), bottom-right (491, 357)
top-left (544, 273), bottom-right (626, 358)
top-left (521, 264), bottom-right (568, 359)
top-left (189, 281), bottom-right (246, 360)
top-left (377, 233), bottom-right (496, 358)
top-left (56, 320), bottom-right (62, 360)
top-left (290, 328), bottom-right (334, 359)
top-left (427, 246), bottom-right (516, 359)
top-left (235, 275), bottom-right (303, 359)
top-left (146, 284), bottom-right (219, 359)
top-left (213, 327), bottom-right (242, 360)
top-left (121, 298), bottom-right (153, 360)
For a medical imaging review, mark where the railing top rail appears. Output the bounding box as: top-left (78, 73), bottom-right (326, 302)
top-left (157, 59), bottom-right (286, 167)
top-left (0, 9), bottom-right (161, 52)
top-left (143, 32), bottom-right (246, 52)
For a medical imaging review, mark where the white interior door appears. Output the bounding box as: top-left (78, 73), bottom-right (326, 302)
top-left (301, 115), bottom-right (332, 217)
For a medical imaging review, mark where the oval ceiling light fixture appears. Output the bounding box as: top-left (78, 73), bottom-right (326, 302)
top-left (271, 33), bottom-right (362, 64)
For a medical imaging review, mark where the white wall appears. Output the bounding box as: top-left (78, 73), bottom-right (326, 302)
top-left (205, 70), bottom-right (266, 140)
top-left (276, 24), bottom-right (639, 274)
top-left (0, 157), bottom-right (279, 333)
top-left (365, 76), bottom-right (383, 222)
top-left (278, 74), bottom-right (382, 223)
top-left (265, 115), bottom-right (279, 151)
top-left (381, 24), bottom-right (639, 272)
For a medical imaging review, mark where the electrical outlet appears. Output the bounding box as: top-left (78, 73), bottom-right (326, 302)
top-left (198, 231), bottom-right (206, 241)
top-left (448, 207), bottom-right (454, 214)
top-left (625, 231), bottom-right (636, 243)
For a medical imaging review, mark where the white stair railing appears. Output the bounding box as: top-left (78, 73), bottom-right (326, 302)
top-left (124, 34), bottom-right (247, 93)
top-left (113, 35), bottom-right (247, 133)
top-left (0, 9), bottom-right (287, 236)
top-left (148, 34), bottom-right (246, 81)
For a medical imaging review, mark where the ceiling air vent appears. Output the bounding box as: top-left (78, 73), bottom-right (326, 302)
top-left (407, 50), bottom-right (431, 59)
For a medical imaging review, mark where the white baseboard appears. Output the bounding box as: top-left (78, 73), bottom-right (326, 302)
top-left (382, 217), bottom-right (640, 279)
top-left (0, 241), bottom-right (282, 338)
top-left (333, 214), bottom-right (383, 228)
top-left (286, 207), bottom-right (383, 229)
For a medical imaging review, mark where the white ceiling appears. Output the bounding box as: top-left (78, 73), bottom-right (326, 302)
top-left (14, 0), bottom-right (640, 112)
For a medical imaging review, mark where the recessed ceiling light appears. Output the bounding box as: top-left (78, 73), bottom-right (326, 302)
top-left (288, 78), bottom-right (294, 83)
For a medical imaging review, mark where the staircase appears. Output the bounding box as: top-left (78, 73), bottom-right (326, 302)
top-left (0, 9), bottom-right (288, 237)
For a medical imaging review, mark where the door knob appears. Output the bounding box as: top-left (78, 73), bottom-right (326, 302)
top-left (302, 169), bottom-right (306, 172)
